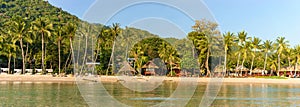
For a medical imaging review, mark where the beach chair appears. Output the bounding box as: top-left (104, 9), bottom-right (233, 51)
top-left (25, 69), bottom-right (33, 75)
top-left (35, 69), bottom-right (43, 75)
top-left (1, 68), bottom-right (9, 73)
top-left (46, 69), bottom-right (53, 74)
top-left (14, 69), bottom-right (22, 75)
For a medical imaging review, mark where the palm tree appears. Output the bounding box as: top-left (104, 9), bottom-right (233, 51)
top-left (284, 48), bottom-right (293, 76)
top-left (106, 23), bottom-right (121, 75)
top-left (275, 37), bottom-right (289, 76)
top-left (236, 31), bottom-right (247, 69)
top-left (7, 16), bottom-right (31, 74)
top-left (159, 42), bottom-right (180, 76)
top-left (293, 45), bottom-right (300, 77)
top-left (64, 22), bottom-right (77, 74)
top-left (0, 30), bottom-right (17, 74)
top-left (54, 25), bottom-right (64, 75)
top-left (240, 40), bottom-right (251, 76)
top-left (249, 37), bottom-right (262, 75)
top-left (223, 32), bottom-right (235, 75)
top-left (32, 17), bottom-right (53, 74)
top-left (262, 40), bottom-right (273, 75)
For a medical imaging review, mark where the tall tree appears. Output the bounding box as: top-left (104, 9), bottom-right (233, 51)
top-left (293, 45), bottom-right (300, 77)
top-left (32, 17), bottom-right (53, 74)
top-left (262, 40), bottom-right (273, 75)
top-left (249, 37), bottom-right (262, 75)
top-left (191, 19), bottom-right (220, 77)
top-left (54, 25), bottom-right (64, 75)
top-left (223, 32), bottom-right (235, 75)
top-left (106, 23), bottom-right (121, 75)
top-left (7, 16), bottom-right (31, 74)
top-left (275, 37), bottom-right (289, 76)
top-left (64, 22), bottom-right (77, 74)
top-left (236, 31), bottom-right (247, 69)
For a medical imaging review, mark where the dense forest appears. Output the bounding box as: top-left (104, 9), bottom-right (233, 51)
top-left (1, 0), bottom-right (299, 77)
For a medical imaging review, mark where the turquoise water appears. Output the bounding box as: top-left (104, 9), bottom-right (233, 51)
top-left (1, 82), bottom-right (300, 106)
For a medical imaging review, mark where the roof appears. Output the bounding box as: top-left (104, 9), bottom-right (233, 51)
top-left (142, 61), bottom-right (159, 69)
top-left (235, 65), bottom-right (249, 71)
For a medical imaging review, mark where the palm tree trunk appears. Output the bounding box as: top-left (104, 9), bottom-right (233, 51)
top-left (241, 58), bottom-right (245, 77)
top-left (236, 52), bottom-right (241, 76)
top-left (263, 53), bottom-right (268, 75)
top-left (205, 49), bottom-right (211, 77)
top-left (20, 38), bottom-right (25, 74)
top-left (288, 57), bottom-right (292, 77)
top-left (70, 37), bottom-right (75, 74)
top-left (106, 40), bottom-right (116, 76)
top-left (42, 33), bottom-right (45, 74)
top-left (277, 54), bottom-right (280, 76)
top-left (250, 55), bottom-right (254, 75)
top-left (58, 40), bottom-right (61, 75)
top-left (8, 54), bottom-right (11, 74)
top-left (237, 52), bottom-right (241, 67)
top-left (224, 49), bottom-right (227, 76)
top-left (294, 57), bottom-right (299, 77)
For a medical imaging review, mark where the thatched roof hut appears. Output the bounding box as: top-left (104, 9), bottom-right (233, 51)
top-left (117, 62), bottom-right (136, 76)
top-left (235, 65), bottom-right (249, 72)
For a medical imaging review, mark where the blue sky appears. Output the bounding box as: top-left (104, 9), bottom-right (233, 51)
top-left (48, 0), bottom-right (300, 46)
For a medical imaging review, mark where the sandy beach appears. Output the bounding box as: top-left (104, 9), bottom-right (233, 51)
top-left (1, 74), bottom-right (300, 84)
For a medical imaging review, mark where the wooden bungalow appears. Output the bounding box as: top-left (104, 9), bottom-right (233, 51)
top-left (279, 66), bottom-right (300, 77)
top-left (142, 61), bottom-right (158, 76)
top-left (213, 65), bottom-right (225, 77)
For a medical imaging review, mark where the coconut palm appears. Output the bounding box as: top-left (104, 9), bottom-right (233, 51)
top-left (54, 25), bottom-right (65, 75)
top-left (293, 45), bottom-right (300, 77)
top-left (106, 23), bottom-right (121, 75)
top-left (236, 31), bottom-right (247, 69)
top-left (223, 32), bottom-right (235, 75)
top-left (275, 37), bottom-right (289, 76)
top-left (249, 37), bottom-right (262, 75)
top-left (262, 40), bottom-right (273, 75)
top-left (7, 16), bottom-right (31, 74)
top-left (0, 30), bottom-right (17, 74)
top-left (64, 22), bottom-right (77, 74)
top-left (284, 48), bottom-right (293, 76)
top-left (32, 17), bottom-right (53, 74)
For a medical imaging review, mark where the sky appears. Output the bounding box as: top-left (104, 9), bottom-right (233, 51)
top-left (48, 0), bottom-right (300, 46)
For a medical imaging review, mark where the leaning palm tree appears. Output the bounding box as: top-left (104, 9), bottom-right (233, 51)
top-left (262, 40), bottom-right (273, 75)
top-left (7, 16), bottom-right (31, 74)
top-left (64, 22), bottom-right (77, 74)
top-left (106, 23), bottom-right (121, 75)
top-left (223, 32), bottom-right (235, 75)
top-left (249, 37), bottom-right (262, 75)
top-left (32, 17), bottom-right (53, 74)
top-left (275, 37), bottom-right (289, 76)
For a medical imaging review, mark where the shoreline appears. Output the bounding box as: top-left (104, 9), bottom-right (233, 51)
top-left (1, 75), bottom-right (300, 84)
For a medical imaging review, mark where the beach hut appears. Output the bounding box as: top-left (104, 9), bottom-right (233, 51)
top-left (235, 65), bottom-right (249, 76)
top-left (117, 62), bottom-right (136, 76)
top-left (142, 61), bottom-right (158, 76)
top-left (213, 65), bottom-right (225, 77)
top-left (251, 68), bottom-right (267, 76)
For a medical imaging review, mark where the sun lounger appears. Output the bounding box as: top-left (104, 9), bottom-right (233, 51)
top-left (14, 69), bottom-right (22, 75)
top-left (46, 69), bottom-right (53, 73)
top-left (1, 68), bottom-right (9, 72)
top-left (35, 69), bottom-right (43, 73)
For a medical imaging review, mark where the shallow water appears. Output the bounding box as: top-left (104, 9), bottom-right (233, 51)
top-left (1, 81), bottom-right (300, 106)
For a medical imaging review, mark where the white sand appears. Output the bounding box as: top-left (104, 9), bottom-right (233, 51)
top-left (1, 75), bottom-right (300, 84)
